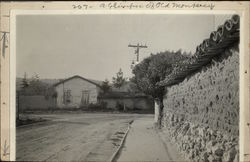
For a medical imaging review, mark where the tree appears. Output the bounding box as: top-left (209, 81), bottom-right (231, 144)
top-left (131, 50), bottom-right (189, 127)
top-left (112, 68), bottom-right (127, 111)
top-left (112, 68), bottom-right (126, 89)
top-left (101, 79), bottom-right (111, 94)
top-left (17, 72), bottom-right (29, 120)
top-left (21, 72), bottom-right (29, 89)
top-left (26, 74), bottom-right (49, 95)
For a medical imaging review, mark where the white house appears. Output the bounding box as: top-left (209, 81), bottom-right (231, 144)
top-left (53, 75), bottom-right (102, 108)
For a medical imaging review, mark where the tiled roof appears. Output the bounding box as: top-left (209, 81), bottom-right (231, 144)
top-left (157, 14), bottom-right (239, 87)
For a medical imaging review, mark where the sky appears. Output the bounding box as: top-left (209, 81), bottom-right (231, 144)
top-left (16, 14), bottom-right (231, 81)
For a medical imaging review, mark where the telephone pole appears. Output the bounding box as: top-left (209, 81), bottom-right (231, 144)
top-left (128, 43), bottom-right (147, 62)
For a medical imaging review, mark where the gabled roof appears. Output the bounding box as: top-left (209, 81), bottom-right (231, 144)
top-left (53, 75), bottom-right (102, 88)
top-left (88, 79), bottom-right (103, 86)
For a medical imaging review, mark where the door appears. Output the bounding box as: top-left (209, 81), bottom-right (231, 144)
top-left (81, 90), bottom-right (90, 107)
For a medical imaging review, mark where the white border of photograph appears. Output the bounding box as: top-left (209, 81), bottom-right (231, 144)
top-left (8, 8), bottom-right (247, 161)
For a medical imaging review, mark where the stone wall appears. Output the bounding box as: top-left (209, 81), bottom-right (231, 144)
top-left (99, 97), bottom-right (154, 110)
top-left (161, 44), bottom-right (239, 161)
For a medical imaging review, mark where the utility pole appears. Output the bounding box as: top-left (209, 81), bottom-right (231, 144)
top-left (128, 43), bottom-right (147, 62)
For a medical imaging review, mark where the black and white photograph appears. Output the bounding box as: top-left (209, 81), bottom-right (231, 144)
top-left (15, 12), bottom-right (240, 162)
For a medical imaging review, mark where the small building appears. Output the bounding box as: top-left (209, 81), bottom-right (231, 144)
top-left (98, 91), bottom-right (154, 111)
top-left (53, 75), bottom-right (102, 108)
top-left (98, 82), bottom-right (154, 111)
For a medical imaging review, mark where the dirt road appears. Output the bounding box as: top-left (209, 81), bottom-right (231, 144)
top-left (16, 113), bottom-right (148, 161)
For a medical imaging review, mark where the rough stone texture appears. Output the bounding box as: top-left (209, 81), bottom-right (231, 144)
top-left (162, 44), bottom-right (239, 162)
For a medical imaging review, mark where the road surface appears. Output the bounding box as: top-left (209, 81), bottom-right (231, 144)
top-left (16, 113), bottom-right (145, 161)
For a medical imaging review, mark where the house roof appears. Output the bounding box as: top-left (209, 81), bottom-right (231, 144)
top-left (157, 14), bottom-right (239, 87)
top-left (53, 75), bottom-right (102, 88)
top-left (88, 79), bottom-right (103, 86)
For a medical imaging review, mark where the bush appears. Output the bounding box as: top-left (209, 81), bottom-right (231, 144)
top-left (115, 101), bottom-right (124, 111)
top-left (80, 102), bottom-right (108, 111)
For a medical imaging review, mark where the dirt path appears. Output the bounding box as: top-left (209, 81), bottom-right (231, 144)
top-left (117, 116), bottom-right (183, 162)
top-left (16, 113), bottom-right (148, 161)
